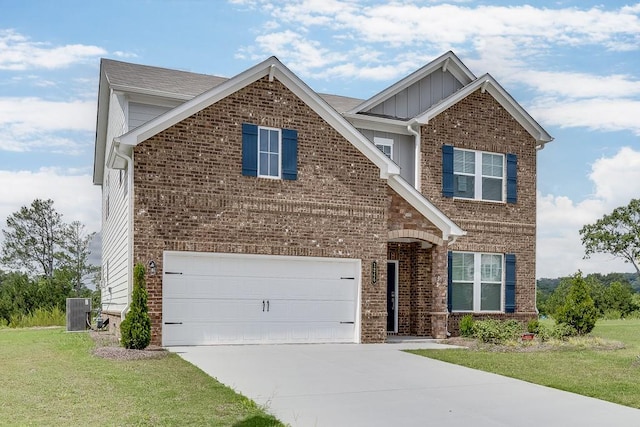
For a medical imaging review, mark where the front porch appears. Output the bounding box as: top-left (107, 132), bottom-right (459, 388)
top-left (386, 230), bottom-right (449, 340)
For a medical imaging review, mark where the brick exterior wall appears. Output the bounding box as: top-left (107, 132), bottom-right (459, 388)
top-left (420, 90), bottom-right (538, 333)
top-left (131, 76), bottom-right (389, 345)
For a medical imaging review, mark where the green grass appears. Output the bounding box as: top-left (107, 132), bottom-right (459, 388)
top-left (0, 328), bottom-right (282, 426)
top-left (6, 307), bottom-right (66, 328)
top-left (410, 319), bottom-right (640, 409)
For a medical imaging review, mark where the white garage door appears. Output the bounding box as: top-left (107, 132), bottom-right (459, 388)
top-left (162, 251), bottom-right (360, 346)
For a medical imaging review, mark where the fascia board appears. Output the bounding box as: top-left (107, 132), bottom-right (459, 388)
top-left (343, 113), bottom-right (413, 135)
top-left (272, 66), bottom-right (400, 178)
top-left (347, 51), bottom-right (476, 115)
top-left (109, 84), bottom-right (195, 102)
top-left (416, 74), bottom-right (553, 144)
top-left (118, 58), bottom-right (276, 146)
top-left (93, 64), bottom-right (110, 185)
top-left (387, 175), bottom-right (465, 240)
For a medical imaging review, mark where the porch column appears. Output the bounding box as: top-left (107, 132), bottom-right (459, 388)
top-left (429, 242), bottom-right (449, 339)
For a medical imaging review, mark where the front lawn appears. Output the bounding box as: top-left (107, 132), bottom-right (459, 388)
top-left (0, 327), bottom-right (282, 426)
top-left (410, 319), bottom-right (640, 409)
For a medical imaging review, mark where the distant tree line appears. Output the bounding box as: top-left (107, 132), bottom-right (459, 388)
top-left (0, 199), bottom-right (99, 325)
top-left (537, 272), bottom-right (640, 319)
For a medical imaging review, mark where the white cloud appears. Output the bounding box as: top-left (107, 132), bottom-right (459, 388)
top-left (0, 168), bottom-right (101, 236)
top-left (0, 29), bottom-right (106, 70)
top-left (537, 147), bottom-right (640, 278)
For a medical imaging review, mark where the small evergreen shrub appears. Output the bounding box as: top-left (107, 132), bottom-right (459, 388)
top-left (556, 272), bottom-right (597, 335)
top-left (474, 319), bottom-right (522, 344)
top-left (527, 319), bottom-right (540, 334)
top-left (120, 263), bottom-right (151, 350)
top-left (459, 314), bottom-right (475, 337)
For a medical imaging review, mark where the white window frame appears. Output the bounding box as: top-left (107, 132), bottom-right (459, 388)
top-left (453, 148), bottom-right (505, 202)
top-left (257, 126), bottom-right (282, 179)
top-left (374, 136), bottom-right (394, 160)
top-left (451, 252), bottom-right (504, 313)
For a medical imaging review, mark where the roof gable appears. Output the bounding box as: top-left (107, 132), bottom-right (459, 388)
top-left (349, 51), bottom-right (475, 117)
top-left (414, 73), bottom-right (553, 145)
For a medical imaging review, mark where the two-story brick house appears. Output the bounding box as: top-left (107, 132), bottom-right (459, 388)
top-left (94, 52), bottom-right (552, 346)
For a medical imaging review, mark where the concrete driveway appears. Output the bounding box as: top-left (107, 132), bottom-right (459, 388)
top-left (170, 341), bottom-right (640, 427)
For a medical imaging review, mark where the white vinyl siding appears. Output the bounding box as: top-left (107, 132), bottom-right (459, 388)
top-left (128, 103), bottom-right (172, 130)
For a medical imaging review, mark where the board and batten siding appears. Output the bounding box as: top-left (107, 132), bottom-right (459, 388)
top-left (366, 69), bottom-right (463, 119)
top-left (100, 92), bottom-right (130, 315)
top-left (128, 103), bottom-right (172, 130)
top-left (358, 129), bottom-right (415, 186)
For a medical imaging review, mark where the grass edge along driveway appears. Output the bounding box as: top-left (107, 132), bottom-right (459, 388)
top-left (0, 327), bottom-right (283, 426)
top-left (410, 319), bottom-right (640, 410)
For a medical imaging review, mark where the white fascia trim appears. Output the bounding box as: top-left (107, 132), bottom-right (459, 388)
top-left (387, 174), bottom-right (465, 241)
top-left (343, 113), bottom-right (413, 135)
top-left (347, 51), bottom-right (476, 115)
top-left (116, 56), bottom-right (400, 179)
top-left (415, 74), bottom-right (553, 144)
top-left (109, 84), bottom-right (195, 102)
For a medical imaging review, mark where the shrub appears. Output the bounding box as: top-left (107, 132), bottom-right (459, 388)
top-left (474, 319), bottom-right (522, 344)
top-left (527, 319), bottom-right (540, 334)
top-left (602, 309), bottom-right (622, 320)
top-left (459, 314), bottom-right (475, 337)
top-left (556, 271), bottom-right (597, 335)
top-left (537, 322), bottom-right (577, 342)
top-left (120, 263), bottom-right (151, 350)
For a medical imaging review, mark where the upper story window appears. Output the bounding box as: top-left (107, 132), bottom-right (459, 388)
top-left (242, 123), bottom-right (298, 181)
top-left (442, 145), bottom-right (517, 204)
top-left (374, 136), bottom-right (393, 160)
top-left (258, 127), bottom-right (281, 178)
top-left (448, 251), bottom-right (516, 314)
top-left (454, 149), bottom-right (503, 201)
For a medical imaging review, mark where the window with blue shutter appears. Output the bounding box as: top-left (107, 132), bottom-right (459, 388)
top-left (242, 123), bottom-right (297, 180)
top-left (504, 253), bottom-right (516, 313)
top-left (506, 154), bottom-right (517, 204)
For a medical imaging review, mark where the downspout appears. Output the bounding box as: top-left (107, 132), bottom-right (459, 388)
top-left (407, 122), bottom-right (421, 192)
top-left (113, 139), bottom-right (134, 321)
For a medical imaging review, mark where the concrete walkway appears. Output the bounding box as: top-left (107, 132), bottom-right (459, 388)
top-left (170, 341), bottom-right (640, 427)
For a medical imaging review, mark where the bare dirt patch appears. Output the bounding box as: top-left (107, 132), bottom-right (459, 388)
top-left (90, 330), bottom-right (168, 361)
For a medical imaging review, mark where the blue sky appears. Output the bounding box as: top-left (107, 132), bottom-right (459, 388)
top-left (1, 0), bottom-right (639, 278)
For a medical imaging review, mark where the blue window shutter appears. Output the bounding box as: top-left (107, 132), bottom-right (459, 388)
top-left (281, 128), bottom-right (298, 180)
top-left (506, 154), bottom-right (517, 204)
top-left (442, 145), bottom-right (454, 197)
top-left (505, 254), bottom-right (516, 313)
top-left (447, 251), bottom-right (453, 312)
top-left (242, 123), bottom-right (258, 176)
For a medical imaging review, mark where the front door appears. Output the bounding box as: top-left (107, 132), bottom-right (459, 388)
top-left (387, 261), bottom-right (398, 333)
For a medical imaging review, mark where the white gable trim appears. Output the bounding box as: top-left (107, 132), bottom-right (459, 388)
top-left (115, 56), bottom-right (400, 178)
top-left (387, 175), bottom-right (465, 241)
top-left (414, 74), bottom-right (553, 145)
top-left (347, 51), bottom-right (476, 115)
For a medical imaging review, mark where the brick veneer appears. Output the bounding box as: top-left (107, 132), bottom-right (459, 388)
top-left (132, 76), bottom-right (389, 345)
top-left (420, 90), bottom-right (539, 332)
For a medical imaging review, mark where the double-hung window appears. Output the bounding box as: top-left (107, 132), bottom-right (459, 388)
top-left (242, 123), bottom-right (298, 180)
top-left (374, 136), bottom-right (394, 160)
top-left (258, 127), bottom-right (281, 178)
top-left (453, 149), bottom-right (504, 201)
top-left (451, 252), bottom-right (503, 312)
top-left (443, 145), bottom-right (517, 203)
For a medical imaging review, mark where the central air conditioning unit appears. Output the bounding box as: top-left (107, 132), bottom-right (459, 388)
top-left (66, 298), bottom-right (92, 332)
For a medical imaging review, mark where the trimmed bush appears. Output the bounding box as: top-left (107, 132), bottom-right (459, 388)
top-left (556, 272), bottom-right (598, 335)
top-left (120, 263), bottom-right (151, 349)
top-left (474, 319), bottom-right (522, 344)
top-left (459, 314), bottom-right (475, 337)
top-left (527, 319), bottom-right (540, 334)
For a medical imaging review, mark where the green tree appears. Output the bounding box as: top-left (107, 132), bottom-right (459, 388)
top-left (604, 281), bottom-right (636, 317)
top-left (120, 263), bottom-right (151, 349)
top-left (580, 198), bottom-right (640, 278)
top-left (59, 221), bottom-right (99, 295)
top-left (556, 272), bottom-right (598, 335)
top-left (1, 199), bottom-right (66, 279)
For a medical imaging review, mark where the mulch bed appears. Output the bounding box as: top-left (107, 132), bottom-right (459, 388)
top-left (441, 336), bottom-right (625, 353)
top-left (90, 330), bottom-right (168, 361)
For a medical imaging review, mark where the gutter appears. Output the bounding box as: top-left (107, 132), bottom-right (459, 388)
top-left (407, 122), bottom-right (421, 192)
top-left (112, 138), bottom-right (135, 320)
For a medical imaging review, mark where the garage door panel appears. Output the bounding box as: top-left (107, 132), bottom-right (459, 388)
top-left (162, 252), bottom-right (360, 346)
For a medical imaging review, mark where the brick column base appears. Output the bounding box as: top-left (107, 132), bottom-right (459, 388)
top-left (429, 312), bottom-right (449, 338)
